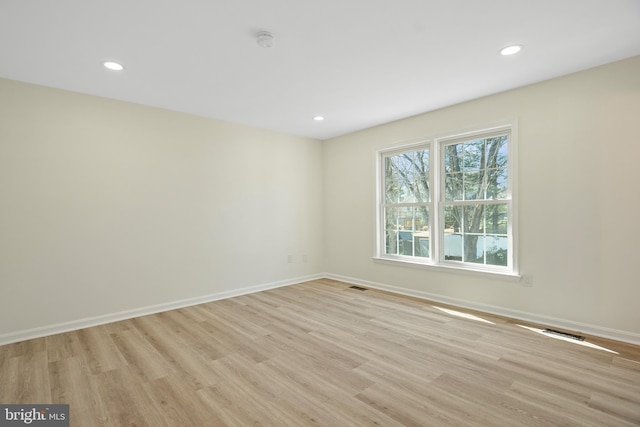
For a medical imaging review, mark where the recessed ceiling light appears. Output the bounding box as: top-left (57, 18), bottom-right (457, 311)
top-left (313, 116), bottom-right (325, 121)
top-left (500, 45), bottom-right (523, 56)
top-left (103, 61), bottom-right (124, 71)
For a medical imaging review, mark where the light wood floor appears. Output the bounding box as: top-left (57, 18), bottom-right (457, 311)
top-left (1, 279), bottom-right (639, 426)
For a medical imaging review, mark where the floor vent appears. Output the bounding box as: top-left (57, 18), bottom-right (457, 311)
top-left (349, 285), bottom-right (368, 291)
top-left (542, 329), bottom-right (585, 341)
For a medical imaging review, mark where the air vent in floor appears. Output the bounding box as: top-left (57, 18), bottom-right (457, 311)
top-left (542, 329), bottom-right (585, 341)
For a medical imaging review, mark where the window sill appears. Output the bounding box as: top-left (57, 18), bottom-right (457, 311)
top-left (372, 256), bottom-right (522, 283)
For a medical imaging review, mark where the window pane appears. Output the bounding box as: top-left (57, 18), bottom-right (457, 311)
top-left (414, 207), bottom-right (430, 258)
top-left (463, 204), bottom-right (485, 234)
top-left (397, 206), bottom-right (413, 231)
top-left (384, 150), bottom-right (430, 203)
top-left (384, 157), bottom-right (400, 203)
top-left (444, 205), bottom-right (462, 233)
top-left (485, 235), bottom-right (508, 266)
top-left (384, 207), bottom-right (399, 254)
top-left (445, 172), bottom-right (463, 201)
top-left (486, 168), bottom-right (507, 200)
top-left (463, 140), bottom-right (484, 170)
top-left (485, 136), bottom-right (508, 200)
top-left (385, 206), bottom-right (416, 256)
top-left (395, 207), bottom-right (410, 253)
top-left (464, 235), bottom-right (484, 264)
top-left (444, 233), bottom-right (462, 260)
top-left (385, 178), bottom-right (399, 203)
top-left (444, 206), bottom-right (463, 260)
top-left (463, 171), bottom-right (482, 200)
top-left (408, 150), bottom-right (429, 202)
top-left (485, 204), bottom-right (508, 234)
top-left (399, 179), bottom-right (414, 203)
top-left (486, 136), bottom-right (508, 168)
top-left (444, 144), bottom-right (462, 173)
top-left (384, 157), bottom-right (397, 180)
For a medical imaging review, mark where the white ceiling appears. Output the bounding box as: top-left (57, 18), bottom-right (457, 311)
top-left (1, 1), bottom-right (639, 140)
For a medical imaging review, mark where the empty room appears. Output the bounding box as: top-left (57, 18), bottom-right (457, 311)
top-left (1, 0), bottom-right (639, 426)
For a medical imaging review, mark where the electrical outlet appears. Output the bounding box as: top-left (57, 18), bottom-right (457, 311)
top-left (287, 254), bottom-right (293, 264)
top-left (523, 275), bottom-right (533, 287)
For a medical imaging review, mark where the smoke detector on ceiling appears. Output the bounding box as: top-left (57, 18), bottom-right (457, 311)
top-left (256, 31), bottom-right (274, 48)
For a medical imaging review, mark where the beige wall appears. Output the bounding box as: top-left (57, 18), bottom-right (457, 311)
top-left (0, 79), bottom-right (324, 338)
top-left (323, 56), bottom-right (640, 342)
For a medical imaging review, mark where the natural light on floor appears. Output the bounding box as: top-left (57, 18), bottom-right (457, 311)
top-left (517, 325), bottom-right (618, 354)
top-left (433, 306), bottom-right (495, 324)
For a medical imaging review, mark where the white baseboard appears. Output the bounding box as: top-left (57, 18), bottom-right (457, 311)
top-left (3, 272), bottom-right (639, 347)
top-left (324, 273), bottom-right (640, 346)
top-left (0, 274), bottom-right (324, 346)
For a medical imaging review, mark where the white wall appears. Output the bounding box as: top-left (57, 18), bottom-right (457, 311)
top-left (0, 79), bottom-right (324, 339)
top-left (323, 56), bottom-right (640, 342)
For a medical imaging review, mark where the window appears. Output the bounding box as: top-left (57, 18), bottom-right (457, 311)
top-left (377, 125), bottom-right (516, 276)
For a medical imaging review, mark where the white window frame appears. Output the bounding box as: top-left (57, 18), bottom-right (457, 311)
top-left (374, 123), bottom-right (519, 279)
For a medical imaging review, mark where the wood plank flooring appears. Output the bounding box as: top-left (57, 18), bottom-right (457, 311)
top-left (1, 278), bottom-right (639, 426)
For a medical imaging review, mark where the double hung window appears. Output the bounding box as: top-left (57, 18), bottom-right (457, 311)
top-left (377, 125), bottom-right (516, 275)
